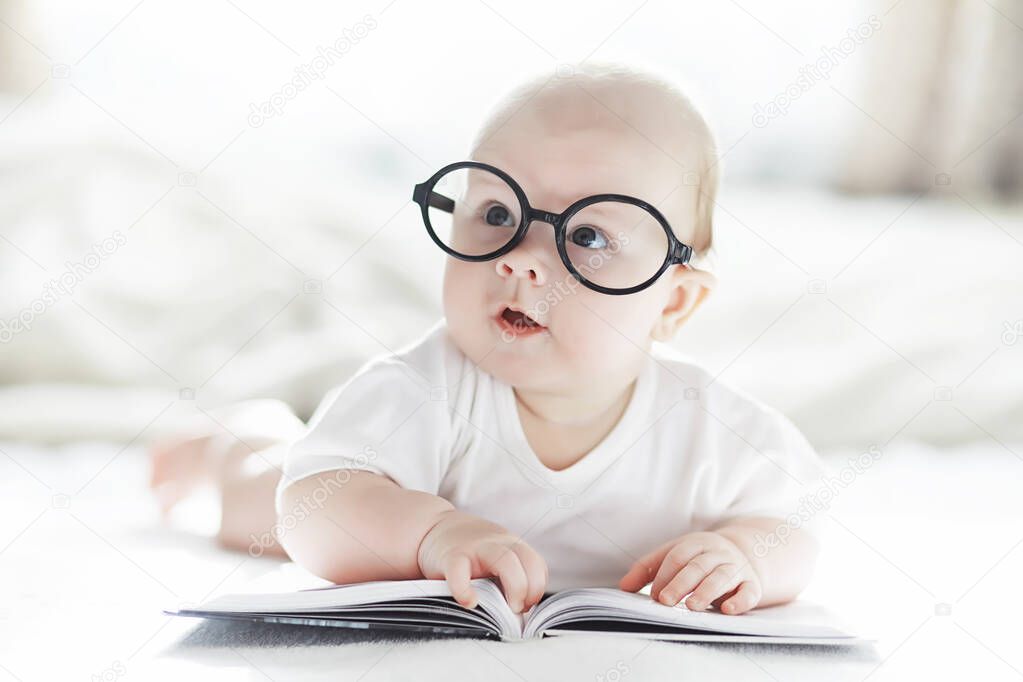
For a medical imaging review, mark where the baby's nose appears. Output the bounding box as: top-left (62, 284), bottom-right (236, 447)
top-left (495, 246), bottom-right (548, 286)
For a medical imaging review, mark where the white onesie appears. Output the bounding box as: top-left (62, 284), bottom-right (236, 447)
top-left (276, 319), bottom-right (823, 591)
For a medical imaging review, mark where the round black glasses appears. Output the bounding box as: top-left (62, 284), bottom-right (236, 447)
top-left (412, 161), bottom-right (694, 295)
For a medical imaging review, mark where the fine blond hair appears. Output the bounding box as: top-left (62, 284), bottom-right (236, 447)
top-left (469, 62), bottom-right (719, 255)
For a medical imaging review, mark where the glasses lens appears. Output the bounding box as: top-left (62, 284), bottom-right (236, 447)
top-left (424, 166), bottom-right (522, 257)
top-left (563, 201), bottom-right (670, 290)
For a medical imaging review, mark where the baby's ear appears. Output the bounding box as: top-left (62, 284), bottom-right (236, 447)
top-left (651, 267), bottom-right (716, 342)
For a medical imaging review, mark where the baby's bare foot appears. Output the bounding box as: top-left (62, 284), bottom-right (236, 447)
top-left (149, 400), bottom-right (303, 519)
top-left (149, 431), bottom-right (282, 515)
top-left (150, 430), bottom-right (256, 509)
top-left (149, 435), bottom-right (224, 515)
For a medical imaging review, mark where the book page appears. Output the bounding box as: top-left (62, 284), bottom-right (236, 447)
top-left (524, 588), bottom-right (854, 640)
top-left (174, 577), bottom-right (522, 639)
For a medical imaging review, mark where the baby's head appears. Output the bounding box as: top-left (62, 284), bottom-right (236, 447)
top-left (433, 63), bottom-right (718, 399)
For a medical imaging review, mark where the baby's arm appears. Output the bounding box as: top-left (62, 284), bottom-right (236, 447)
top-left (278, 471), bottom-right (547, 613)
top-left (619, 516), bottom-right (818, 614)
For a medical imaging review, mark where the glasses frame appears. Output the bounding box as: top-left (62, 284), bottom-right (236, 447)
top-left (412, 161), bottom-right (694, 295)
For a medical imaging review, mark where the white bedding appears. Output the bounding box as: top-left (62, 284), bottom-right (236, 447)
top-left (1, 90), bottom-right (1021, 450)
top-left (1, 438), bottom-right (1020, 681)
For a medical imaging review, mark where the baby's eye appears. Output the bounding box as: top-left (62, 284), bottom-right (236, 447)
top-left (482, 203), bottom-right (516, 228)
top-left (568, 225), bottom-right (609, 249)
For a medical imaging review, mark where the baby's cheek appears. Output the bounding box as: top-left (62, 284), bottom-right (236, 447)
top-left (441, 262), bottom-right (464, 312)
top-left (584, 292), bottom-right (659, 344)
top-left (442, 263), bottom-right (488, 352)
top-left (556, 297), bottom-right (648, 370)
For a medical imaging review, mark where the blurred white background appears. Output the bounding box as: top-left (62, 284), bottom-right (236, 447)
top-left (1, 0), bottom-right (1020, 450)
top-left (1, 1), bottom-right (1022, 680)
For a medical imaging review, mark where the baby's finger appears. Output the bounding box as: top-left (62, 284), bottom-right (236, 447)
top-left (655, 564), bottom-right (706, 606)
top-left (619, 539), bottom-right (678, 592)
top-left (479, 543), bottom-right (529, 613)
top-left (685, 563), bottom-right (742, 611)
top-left (649, 546), bottom-right (718, 601)
top-left (444, 553), bottom-right (478, 610)
top-left (721, 580), bottom-right (761, 615)
top-left (512, 542), bottom-right (548, 608)
top-left (655, 550), bottom-right (732, 605)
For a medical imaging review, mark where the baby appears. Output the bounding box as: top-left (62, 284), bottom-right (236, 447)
top-left (151, 63), bottom-right (822, 617)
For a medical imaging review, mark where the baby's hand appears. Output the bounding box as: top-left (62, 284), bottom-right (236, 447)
top-left (417, 510), bottom-right (547, 613)
top-left (619, 531), bottom-right (762, 615)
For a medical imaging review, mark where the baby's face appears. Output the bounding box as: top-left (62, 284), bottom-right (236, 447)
top-left (443, 117), bottom-right (704, 397)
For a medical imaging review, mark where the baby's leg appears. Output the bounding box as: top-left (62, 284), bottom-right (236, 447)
top-left (216, 440), bottom-right (290, 557)
top-left (149, 400), bottom-right (306, 557)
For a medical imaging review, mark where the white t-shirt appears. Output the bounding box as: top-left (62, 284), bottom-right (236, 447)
top-left (277, 320), bottom-right (824, 591)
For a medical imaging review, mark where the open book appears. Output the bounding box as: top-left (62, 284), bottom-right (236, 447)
top-left (169, 578), bottom-right (860, 645)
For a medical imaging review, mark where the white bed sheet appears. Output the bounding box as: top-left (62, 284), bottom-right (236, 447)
top-left (1, 438), bottom-right (1020, 681)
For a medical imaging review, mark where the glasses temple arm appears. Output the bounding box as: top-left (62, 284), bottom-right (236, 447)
top-left (413, 184), bottom-right (456, 214)
top-left (671, 242), bottom-right (693, 265)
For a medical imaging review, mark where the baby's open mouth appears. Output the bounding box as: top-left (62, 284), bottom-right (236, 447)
top-left (497, 307), bottom-right (546, 337)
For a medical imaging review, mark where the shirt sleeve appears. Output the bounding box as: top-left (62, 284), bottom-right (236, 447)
top-left (714, 404), bottom-right (827, 539)
top-left (274, 337), bottom-right (456, 514)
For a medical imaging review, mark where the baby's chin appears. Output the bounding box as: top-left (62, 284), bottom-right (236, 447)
top-left (447, 322), bottom-right (562, 389)
top-left (480, 339), bottom-right (556, 388)
top-left (479, 351), bottom-right (558, 391)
